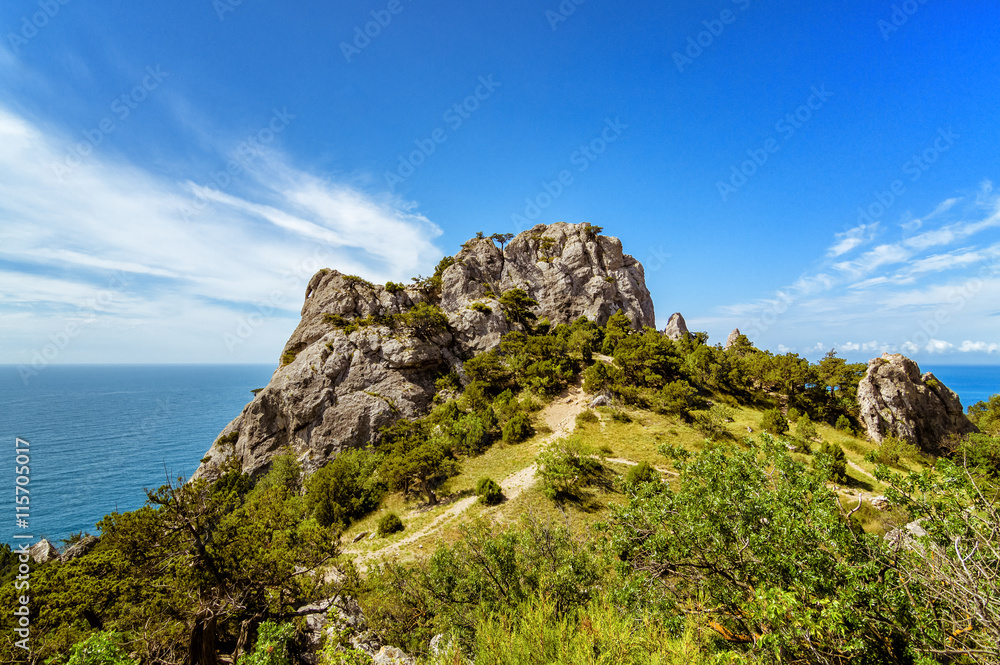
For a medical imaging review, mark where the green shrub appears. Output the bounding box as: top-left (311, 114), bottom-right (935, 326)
top-left (817, 441), bottom-right (847, 482)
top-left (658, 380), bottom-right (699, 418)
top-left (537, 437), bottom-right (603, 499)
top-left (863, 435), bottom-right (919, 468)
top-left (957, 433), bottom-right (1000, 478)
top-left (796, 416), bottom-right (818, 441)
top-left (385, 281), bottom-right (405, 293)
top-left (967, 394), bottom-right (1000, 436)
top-left (582, 362), bottom-right (617, 394)
top-left (760, 408), bottom-right (789, 435)
top-left (475, 477), bottom-right (504, 505)
top-left (435, 372), bottom-right (460, 393)
top-left (377, 512), bottom-right (404, 537)
top-left (280, 351), bottom-right (298, 366)
top-left (468, 301), bottom-right (492, 314)
top-left (624, 461), bottom-right (659, 487)
top-left (609, 409), bottom-right (632, 424)
top-left (835, 414), bottom-right (853, 433)
top-left (237, 621), bottom-right (296, 665)
top-left (502, 412), bottom-right (533, 443)
top-left (575, 409), bottom-right (599, 427)
top-left (395, 302), bottom-right (449, 339)
top-left (66, 632), bottom-right (139, 665)
top-left (305, 449), bottom-right (385, 529)
top-left (786, 407), bottom-right (801, 423)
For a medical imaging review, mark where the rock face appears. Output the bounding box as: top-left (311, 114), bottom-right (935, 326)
top-left (857, 353), bottom-right (978, 455)
top-left (662, 312), bottom-right (689, 341)
top-left (725, 328), bottom-right (741, 350)
top-left (29, 539), bottom-right (59, 564)
top-left (194, 223), bottom-right (655, 480)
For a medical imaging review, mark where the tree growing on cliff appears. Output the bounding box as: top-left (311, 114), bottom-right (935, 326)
top-left (498, 288), bottom-right (538, 328)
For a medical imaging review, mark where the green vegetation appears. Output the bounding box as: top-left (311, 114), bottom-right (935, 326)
top-left (759, 408), bottom-right (788, 435)
top-left (536, 436), bottom-right (605, 499)
top-left (475, 477), bottom-right (504, 505)
top-left (323, 302), bottom-right (449, 339)
top-left (305, 449), bottom-right (385, 529)
top-left (237, 621), bottom-right (296, 665)
top-left (468, 301), bottom-right (492, 314)
top-left (11, 291), bottom-right (1000, 664)
top-left (497, 288), bottom-right (538, 327)
top-left (624, 460), bottom-right (659, 487)
top-left (377, 512), bottom-right (404, 537)
top-left (65, 631), bottom-right (139, 665)
top-left (384, 281), bottom-right (405, 293)
top-left (968, 393), bottom-right (1000, 436)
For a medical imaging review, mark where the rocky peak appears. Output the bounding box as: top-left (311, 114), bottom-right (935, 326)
top-left (662, 312), bottom-right (689, 341)
top-left (194, 223), bottom-right (655, 480)
top-left (857, 353), bottom-right (978, 455)
top-left (725, 328), bottom-right (741, 350)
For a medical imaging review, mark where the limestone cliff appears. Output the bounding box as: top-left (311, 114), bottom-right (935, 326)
top-left (857, 353), bottom-right (978, 455)
top-left (193, 222), bottom-right (655, 480)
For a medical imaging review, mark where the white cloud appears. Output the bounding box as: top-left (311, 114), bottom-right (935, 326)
top-left (715, 189), bottom-right (1000, 358)
top-left (924, 339), bottom-right (954, 353)
top-left (0, 104), bottom-right (444, 362)
top-left (827, 223), bottom-right (877, 257)
top-left (959, 340), bottom-right (999, 353)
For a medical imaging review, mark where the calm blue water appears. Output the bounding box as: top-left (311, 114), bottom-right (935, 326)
top-left (0, 364), bottom-right (273, 547)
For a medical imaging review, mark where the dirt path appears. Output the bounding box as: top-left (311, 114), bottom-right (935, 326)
top-left (352, 382), bottom-right (590, 566)
top-left (848, 459), bottom-right (877, 482)
top-left (604, 457), bottom-right (678, 477)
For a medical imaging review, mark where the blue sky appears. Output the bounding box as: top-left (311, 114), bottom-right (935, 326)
top-left (1, 0), bottom-right (999, 367)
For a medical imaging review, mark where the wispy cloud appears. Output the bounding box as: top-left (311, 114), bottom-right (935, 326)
top-left (0, 104), bottom-right (443, 363)
top-left (717, 186), bottom-right (1000, 359)
top-left (827, 222), bottom-right (877, 257)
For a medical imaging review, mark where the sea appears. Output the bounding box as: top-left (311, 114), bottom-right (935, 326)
top-left (1, 364), bottom-right (274, 548)
top-left (1, 363), bottom-right (998, 549)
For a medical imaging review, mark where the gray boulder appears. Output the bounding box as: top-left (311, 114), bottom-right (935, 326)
top-left (194, 223), bottom-right (655, 481)
top-left (662, 312), bottom-right (689, 341)
top-left (59, 535), bottom-right (99, 562)
top-left (857, 353), bottom-right (978, 456)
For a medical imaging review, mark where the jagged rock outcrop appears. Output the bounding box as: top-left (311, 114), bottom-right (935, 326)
top-left (725, 328), bottom-right (741, 350)
top-left (194, 223), bottom-right (655, 480)
top-left (59, 535), bottom-right (99, 562)
top-left (857, 353), bottom-right (978, 455)
top-left (29, 539), bottom-right (59, 564)
top-left (662, 312), bottom-right (689, 341)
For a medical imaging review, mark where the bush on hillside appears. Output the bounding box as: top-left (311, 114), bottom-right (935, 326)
top-left (377, 513), bottom-right (404, 537)
top-left (760, 408), bottom-right (788, 435)
top-left (475, 477), bottom-right (504, 505)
